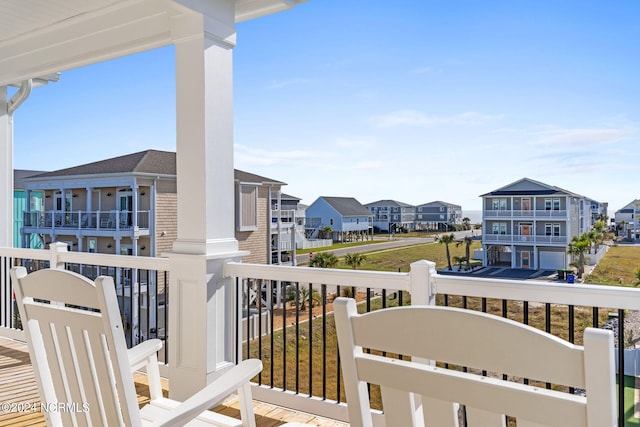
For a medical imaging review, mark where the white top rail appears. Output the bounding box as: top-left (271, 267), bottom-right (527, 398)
top-left (435, 274), bottom-right (640, 311)
top-left (59, 251), bottom-right (170, 271)
top-left (224, 262), bottom-right (411, 292)
top-left (0, 246), bottom-right (170, 271)
top-left (0, 247), bottom-right (49, 260)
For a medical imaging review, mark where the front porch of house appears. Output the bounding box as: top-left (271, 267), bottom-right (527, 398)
top-left (0, 336), bottom-right (346, 427)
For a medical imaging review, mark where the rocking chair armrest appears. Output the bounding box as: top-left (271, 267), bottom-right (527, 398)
top-left (128, 338), bottom-right (163, 372)
top-left (151, 359), bottom-right (262, 427)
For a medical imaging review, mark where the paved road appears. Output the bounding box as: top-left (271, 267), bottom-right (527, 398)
top-left (296, 229), bottom-right (480, 265)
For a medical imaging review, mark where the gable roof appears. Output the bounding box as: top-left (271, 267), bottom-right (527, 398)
top-left (480, 177), bottom-right (585, 198)
top-left (417, 200), bottom-right (461, 209)
top-left (235, 169), bottom-right (284, 185)
top-left (14, 170), bottom-right (47, 188)
top-left (30, 150), bottom-right (176, 178)
top-left (364, 199), bottom-right (413, 208)
top-left (320, 197), bottom-right (372, 217)
top-left (24, 150), bottom-right (285, 186)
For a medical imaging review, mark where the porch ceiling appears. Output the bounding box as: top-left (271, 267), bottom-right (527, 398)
top-left (0, 0), bottom-right (307, 87)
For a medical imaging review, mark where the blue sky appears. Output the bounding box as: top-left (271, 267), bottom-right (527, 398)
top-left (11, 0), bottom-right (640, 214)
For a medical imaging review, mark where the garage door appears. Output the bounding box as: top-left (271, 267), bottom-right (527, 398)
top-left (539, 251), bottom-right (565, 270)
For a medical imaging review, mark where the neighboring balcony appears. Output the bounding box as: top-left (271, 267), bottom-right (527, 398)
top-left (483, 233), bottom-right (568, 245)
top-left (483, 209), bottom-right (568, 219)
top-left (270, 209), bottom-right (296, 230)
top-left (22, 210), bottom-right (151, 236)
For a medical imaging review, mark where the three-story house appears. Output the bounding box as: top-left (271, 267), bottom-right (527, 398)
top-left (480, 178), bottom-right (602, 270)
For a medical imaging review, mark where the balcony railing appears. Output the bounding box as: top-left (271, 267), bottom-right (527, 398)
top-left (483, 233), bottom-right (568, 245)
top-left (0, 244), bottom-right (169, 360)
top-left (1, 245), bottom-right (638, 426)
top-left (271, 209), bottom-right (296, 225)
top-left (22, 210), bottom-right (151, 232)
top-left (484, 209), bottom-right (568, 218)
top-left (224, 261), bottom-right (640, 427)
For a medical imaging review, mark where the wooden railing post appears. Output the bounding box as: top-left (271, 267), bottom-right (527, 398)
top-left (409, 260), bottom-right (437, 306)
top-left (49, 241), bottom-right (67, 270)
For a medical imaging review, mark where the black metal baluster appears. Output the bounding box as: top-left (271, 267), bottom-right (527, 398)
top-left (270, 280), bottom-right (275, 388)
top-left (257, 279), bottom-right (263, 385)
top-left (322, 284), bottom-right (327, 400)
top-left (282, 282), bottom-right (287, 391)
top-left (308, 283), bottom-right (313, 396)
top-left (545, 303), bottom-right (551, 389)
top-left (618, 308), bottom-right (625, 427)
top-left (295, 282), bottom-right (300, 394)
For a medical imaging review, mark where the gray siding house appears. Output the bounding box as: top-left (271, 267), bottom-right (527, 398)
top-left (306, 196), bottom-right (373, 242)
top-left (480, 177), bottom-right (601, 270)
top-left (365, 199), bottom-right (415, 232)
top-left (415, 201), bottom-right (462, 231)
top-left (614, 200), bottom-right (640, 241)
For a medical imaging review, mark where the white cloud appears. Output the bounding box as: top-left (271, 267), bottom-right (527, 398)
top-left (267, 78), bottom-right (313, 90)
top-left (333, 136), bottom-right (375, 149)
top-left (370, 110), bottom-right (503, 128)
top-left (534, 127), bottom-right (635, 146)
top-left (354, 160), bottom-right (383, 169)
top-left (234, 144), bottom-right (321, 166)
top-left (411, 66), bottom-right (435, 74)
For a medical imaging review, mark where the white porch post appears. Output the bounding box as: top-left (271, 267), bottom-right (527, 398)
top-left (0, 86), bottom-right (11, 247)
top-left (168, 1), bottom-right (248, 400)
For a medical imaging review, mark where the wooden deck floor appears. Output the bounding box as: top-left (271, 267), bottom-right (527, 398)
top-left (0, 337), bottom-right (348, 427)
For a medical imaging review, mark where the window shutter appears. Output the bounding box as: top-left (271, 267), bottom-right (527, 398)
top-left (239, 185), bottom-right (258, 231)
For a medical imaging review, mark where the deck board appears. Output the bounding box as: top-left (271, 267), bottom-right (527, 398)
top-left (0, 337), bottom-right (348, 427)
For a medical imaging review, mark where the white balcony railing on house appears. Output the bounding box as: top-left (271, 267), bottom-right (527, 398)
top-left (483, 233), bottom-right (568, 245)
top-left (22, 210), bottom-right (151, 232)
top-left (271, 209), bottom-right (296, 225)
top-left (1, 245), bottom-right (638, 426)
top-left (484, 209), bottom-right (568, 218)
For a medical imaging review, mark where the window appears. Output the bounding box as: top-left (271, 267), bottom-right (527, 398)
top-left (238, 184), bottom-right (258, 231)
top-left (330, 218), bottom-right (334, 226)
top-left (492, 199), bottom-right (507, 210)
top-left (545, 223), bottom-right (561, 236)
top-left (492, 223), bottom-right (507, 235)
top-left (545, 198), bottom-right (561, 211)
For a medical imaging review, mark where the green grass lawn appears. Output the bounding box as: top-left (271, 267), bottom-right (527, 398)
top-left (295, 239), bottom-right (396, 255)
top-left (623, 375), bottom-right (639, 426)
top-left (340, 240), bottom-right (481, 272)
top-left (585, 245), bottom-right (640, 287)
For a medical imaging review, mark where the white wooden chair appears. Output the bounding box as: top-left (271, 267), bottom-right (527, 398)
top-left (11, 267), bottom-right (263, 427)
top-left (334, 297), bottom-right (617, 427)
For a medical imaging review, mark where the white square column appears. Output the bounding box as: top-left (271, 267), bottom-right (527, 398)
top-left (168, 2), bottom-right (248, 400)
top-left (0, 86), bottom-right (12, 248)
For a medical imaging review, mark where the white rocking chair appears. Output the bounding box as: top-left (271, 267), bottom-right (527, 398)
top-left (10, 267), bottom-right (279, 427)
top-left (334, 297), bottom-right (617, 427)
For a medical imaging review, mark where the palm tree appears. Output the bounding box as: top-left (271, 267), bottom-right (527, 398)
top-left (595, 212), bottom-right (609, 224)
top-left (286, 285), bottom-right (320, 310)
top-left (435, 233), bottom-right (456, 270)
top-left (592, 220), bottom-right (607, 242)
top-left (344, 252), bottom-right (366, 270)
top-left (309, 251), bottom-right (338, 268)
top-left (321, 226), bottom-right (333, 240)
top-left (568, 234), bottom-right (590, 278)
top-left (456, 235), bottom-right (474, 269)
top-left (453, 255), bottom-right (467, 270)
top-left (462, 217), bottom-right (471, 230)
top-left (586, 230), bottom-right (598, 254)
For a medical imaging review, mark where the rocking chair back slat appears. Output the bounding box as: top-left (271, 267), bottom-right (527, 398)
top-left (12, 268), bottom-right (141, 427)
